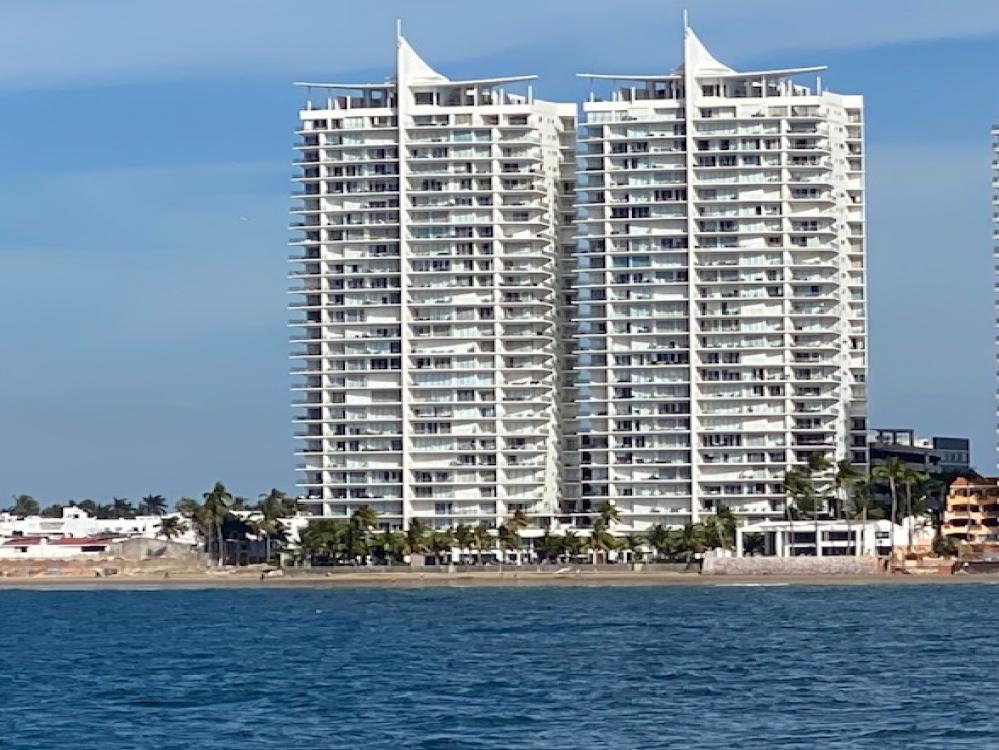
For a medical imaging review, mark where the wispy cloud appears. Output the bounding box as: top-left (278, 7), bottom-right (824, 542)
top-left (3, 0), bottom-right (999, 89)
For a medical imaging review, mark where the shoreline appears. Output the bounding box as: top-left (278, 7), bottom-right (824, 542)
top-left (0, 570), bottom-right (996, 589)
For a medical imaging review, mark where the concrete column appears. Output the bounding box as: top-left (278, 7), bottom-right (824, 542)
top-left (815, 525), bottom-right (823, 557)
top-left (855, 527), bottom-right (863, 557)
top-left (775, 529), bottom-right (785, 558)
top-left (735, 526), bottom-right (744, 558)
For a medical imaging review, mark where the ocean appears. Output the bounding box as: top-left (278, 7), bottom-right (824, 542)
top-left (0, 584), bottom-right (995, 749)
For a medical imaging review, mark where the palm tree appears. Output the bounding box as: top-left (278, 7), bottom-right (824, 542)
top-left (673, 522), bottom-right (706, 563)
top-left (111, 497), bottom-right (136, 519)
top-left (783, 468), bottom-right (815, 556)
top-left (428, 530), bottom-right (455, 565)
top-left (202, 482), bottom-right (234, 566)
top-left (560, 530), bottom-right (584, 562)
top-left (901, 466), bottom-right (929, 553)
top-left (508, 509), bottom-right (530, 531)
top-left (157, 516), bottom-right (188, 541)
top-left (621, 532), bottom-right (645, 562)
top-left (598, 500), bottom-right (621, 527)
top-left (586, 520), bottom-right (615, 564)
top-left (472, 522), bottom-right (493, 564)
top-left (832, 460), bottom-right (862, 519)
top-left (257, 489), bottom-right (292, 519)
top-left (713, 504), bottom-right (737, 549)
top-left (7, 495), bottom-right (39, 517)
top-left (140, 494), bottom-right (168, 516)
top-left (646, 524), bottom-right (671, 561)
top-left (539, 532), bottom-right (563, 562)
top-left (378, 530), bottom-right (408, 564)
top-left (453, 524), bottom-right (475, 563)
top-left (702, 517), bottom-right (728, 551)
top-left (497, 523), bottom-right (521, 563)
top-left (405, 519), bottom-right (429, 559)
top-left (873, 458), bottom-right (907, 558)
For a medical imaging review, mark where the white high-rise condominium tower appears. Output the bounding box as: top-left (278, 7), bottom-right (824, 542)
top-left (290, 32), bottom-right (576, 529)
top-left (572, 22), bottom-right (867, 530)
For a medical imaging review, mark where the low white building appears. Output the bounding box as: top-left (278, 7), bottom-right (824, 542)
top-left (0, 507), bottom-right (198, 550)
top-left (734, 518), bottom-right (932, 558)
top-left (0, 535), bottom-right (117, 560)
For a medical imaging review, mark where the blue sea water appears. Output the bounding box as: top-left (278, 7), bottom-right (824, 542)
top-left (0, 584), bottom-right (996, 749)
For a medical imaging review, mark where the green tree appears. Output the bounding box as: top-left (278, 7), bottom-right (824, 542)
top-left (453, 524), bottom-right (475, 562)
top-left (833, 460), bottom-right (862, 519)
top-left (672, 522), bottom-right (706, 562)
top-left (873, 458), bottom-right (907, 557)
top-left (598, 500), bottom-right (620, 527)
top-left (405, 519), bottom-right (429, 558)
top-left (202, 482), bottom-right (234, 566)
top-left (932, 534), bottom-right (958, 558)
top-left (428, 530), bottom-right (455, 564)
top-left (472, 522), bottom-right (493, 563)
top-left (586, 520), bottom-right (616, 564)
top-left (743, 532), bottom-right (766, 556)
top-left (560, 530), bottom-right (584, 561)
top-left (901, 466), bottom-right (929, 552)
top-left (39, 504), bottom-right (65, 519)
top-left (497, 523), bottom-right (521, 562)
top-left (621, 532), bottom-right (645, 562)
top-left (158, 516), bottom-right (188, 541)
top-left (7, 495), bottom-right (39, 517)
top-left (139, 494), bottom-right (168, 516)
top-left (645, 524), bottom-right (671, 560)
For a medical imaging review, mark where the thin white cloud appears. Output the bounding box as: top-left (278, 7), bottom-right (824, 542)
top-left (2, 0), bottom-right (999, 89)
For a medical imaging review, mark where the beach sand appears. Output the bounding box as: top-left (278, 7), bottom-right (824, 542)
top-left (0, 569), bottom-right (994, 589)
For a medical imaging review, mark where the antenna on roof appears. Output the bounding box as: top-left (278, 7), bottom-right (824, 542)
top-left (396, 18), bottom-right (403, 42)
top-left (682, 8), bottom-right (689, 31)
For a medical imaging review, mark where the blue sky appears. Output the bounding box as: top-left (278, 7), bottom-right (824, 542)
top-left (2, 0), bottom-right (998, 504)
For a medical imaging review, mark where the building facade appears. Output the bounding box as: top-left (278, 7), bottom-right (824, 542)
top-left (290, 23), bottom-right (868, 535)
top-left (290, 34), bottom-right (576, 530)
top-left (571, 23), bottom-right (867, 530)
top-left (943, 477), bottom-right (999, 544)
top-left (868, 428), bottom-right (971, 475)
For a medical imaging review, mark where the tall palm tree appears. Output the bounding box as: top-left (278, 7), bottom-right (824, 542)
top-left (7, 495), bottom-right (39, 517)
top-left (202, 482), bottom-right (233, 566)
top-left (901, 466), bottom-right (929, 553)
top-left (873, 458), bottom-right (907, 558)
top-left (673, 522), bottom-right (706, 563)
top-left (783, 468), bottom-right (815, 556)
top-left (405, 519), bottom-right (429, 559)
top-left (622, 532), bottom-right (645, 562)
top-left (257, 489), bottom-right (292, 519)
top-left (833, 460), bottom-right (862, 519)
top-left (560, 530), bottom-right (583, 562)
top-left (497, 523), bottom-right (521, 563)
top-left (713, 504), bottom-right (737, 549)
top-left (508, 509), bottom-right (530, 531)
top-left (646, 524), bottom-right (671, 561)
top-left (157, 516), bottom-right (187, 541)
top-left (586, 520), bottom-right (615, 564)
top-left (139, 494), bottom-right (168, 516)
top-left (111, 497), bottom-right (136, 519)
top-left (453, 524), bottom-right (475, 563)
top-left (472, 522), bottom-right (493, 564)
top-left (428, 530), bottom-right (455, 565)
top-left (598, 500), bottom-right (620, 527)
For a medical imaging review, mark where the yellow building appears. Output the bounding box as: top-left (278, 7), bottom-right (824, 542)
top-left (943, 477), bottom-right (999, 543)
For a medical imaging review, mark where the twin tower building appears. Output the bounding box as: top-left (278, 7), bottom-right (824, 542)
top-left (289, 24), bottom-right (868, 534)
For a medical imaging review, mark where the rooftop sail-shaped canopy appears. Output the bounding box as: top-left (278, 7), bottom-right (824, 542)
top-left (676, 25), bottom-right (733, 76)
top-left (397, 35), bottom-right (448, 84)
top-left (578, 19), bottom-right (825, 83)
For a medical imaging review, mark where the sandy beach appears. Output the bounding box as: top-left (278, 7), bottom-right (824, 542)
top-left (0, 569), bottom-right (995, 589)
